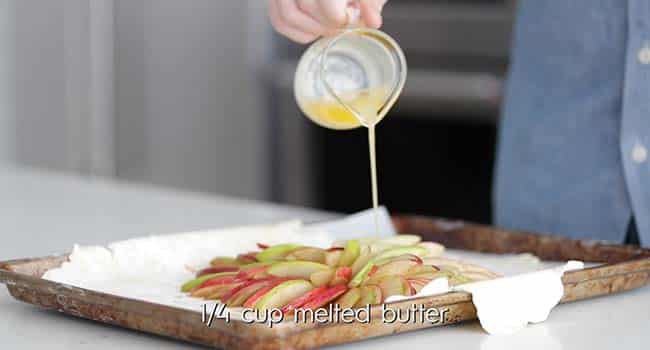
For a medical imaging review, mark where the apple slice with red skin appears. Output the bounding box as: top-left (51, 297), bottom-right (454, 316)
top-left (280, 286), bottom-right (329, 313)
top-left (197, 275), bottom-right (242, 290)
top-left (236, 252), bottom-right (259, 265)
top-left (257, 243), bottom-right (270, 250)
top-left (181, 272), bottom-right (238, 292)
top-left (197, 266), bottom-right (240, 277)
top-left (193, 281), bottom-right (244, 299)
top-left (299, 284), bottom-right (348, 310)
top-left (226, 278), bottom-right (284, 307)
top-left (204, 282), bottom-right (247, 300)
top-left (243, 278), bottom-right (295, 308)
top-left (236, 264), bottom-right (272, 279)
top-left (221, 277), bottom-right (274, 302)
top-left (209, 257), bottom-right (241, 267)
top-left (329, 266), bottom-right (352, 286)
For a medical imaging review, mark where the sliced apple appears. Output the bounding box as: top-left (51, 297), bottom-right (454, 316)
top-left (355, 285), bottom-right (382, 307)
top-left (350, 245), bottom-right (373, 275)
top-left (300, 284), bottom-right (348, 310)
top-left (335, 287), bottom-right (361, 309)
top-left (329, 266), bottom-right (352, 286)
top-left (364, 259), bottom-right (421, 285)
top-left (417, 241), bottom-right (445, 257)
top-left (226, 279), bottom-right (278, 307)
top-left (197, 266), bottom-right (240, 277)
top-left (197, 274), bottom-right (242, 290)
top-left (406, 264), bottom-right (440, 277)
top-left (253, 280), bottom-right (314, 311)
top-left (338, 239), bottom-right (360, 267)
top-left (255, 244), bottom-right (302, 262)
top-left (236, 252), bottom-right (259, 265)
top-left (267, 261), bottom-right (331, 279)
top-left (374, 246), bottom-right (429, 261)
top-left (310, 269), bottom-right (334, 287)
top-left (378, 276), bottom-right (411, 298)
top-left (325, 249), bottom-right (343, 267)
top-left (243, 278), bottom-right (293, 308)
top-left (285, 247), bottom-right (326, 263)
top-left (205, 282), bottom-right (246, 300)
top-left (210, 257), bottom-right (241, 267)
top-left (378, 235), bottom-right (422, 246)
top-left (181, 272), bottom-right (238, 293)
top-left (281, 286), bottom-right (328, 313)
top-left (237, 264), bottom-right (271, 279)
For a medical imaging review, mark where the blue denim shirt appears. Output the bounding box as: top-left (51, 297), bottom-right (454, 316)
top-left (495, 0), bottom-right (650, 245)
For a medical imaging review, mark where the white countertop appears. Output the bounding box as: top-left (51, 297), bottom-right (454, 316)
top-left (1, 167), bottom-right (648, 349)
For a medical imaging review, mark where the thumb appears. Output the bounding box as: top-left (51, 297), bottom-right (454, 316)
top-left (359, 0), bottom-right (387, 29)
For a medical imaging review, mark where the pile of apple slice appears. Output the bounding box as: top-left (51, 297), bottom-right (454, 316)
top-left (181, 235), bottom-right (484, 313)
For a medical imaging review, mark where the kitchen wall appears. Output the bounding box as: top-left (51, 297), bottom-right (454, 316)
top-left (0, 0), bottom-right (15, 163)
top-left (0, 0), bottom-right (274, 200)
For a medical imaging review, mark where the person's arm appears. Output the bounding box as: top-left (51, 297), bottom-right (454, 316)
top-left (268, 0), bottom-right (387, 44)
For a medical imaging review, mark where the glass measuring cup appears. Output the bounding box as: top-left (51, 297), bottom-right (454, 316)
top-left (294, 17), bottom-right (407, 129)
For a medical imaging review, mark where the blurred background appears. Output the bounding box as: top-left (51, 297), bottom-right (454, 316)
top-left (0, 0), bottom-right (514, 224)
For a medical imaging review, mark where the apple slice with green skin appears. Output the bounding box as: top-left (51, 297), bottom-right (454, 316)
top-left (338, 240), bottom-right (360, 267)
top-left (300, 284), bottom-right (348, 310)
top-left (350, 245), bottom-right (373, 275)
top-left (325, 249), bottom-right (343, 267)
top-left (285, 247), bottom-right (326, 263)
top-left (281, 286), bottom-right (329, 313)
top-left (310, 269), bottom-right (334, 287)
top-left (255, 244), bottom-right (302, 262)
top-left (226, 278), bottom-right (280, 307)
top-left (197, 266), bottom-right (240, 277)
top-left (181, 272), bottom-right (238, 293)
top-left (197, 274), bottom-right (243, 290)
top-left (253, 280), bottom-right (314, 311)
top-left (378, 276), bottom-right (411, 298)
top-left (267, 261), bottom-right (331, 279)
top-left (355, 285), bottom-right (382, 307)
top-left (335, 287), bottom-right (361, 309)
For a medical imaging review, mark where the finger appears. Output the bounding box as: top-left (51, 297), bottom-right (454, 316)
top-left (297, 0), bottom-right (344, 36)
top-left (317, 0), bottom-right (349, 28)
top-left (269, 0), bottom-right (318, 43)
top-left (359, 0), bottom-right (386, 29)
top-left (277, 0), bottom-right (329, 36)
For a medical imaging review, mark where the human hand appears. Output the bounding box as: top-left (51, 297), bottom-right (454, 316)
top-left (268, 0), bottom-right (387, 44)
